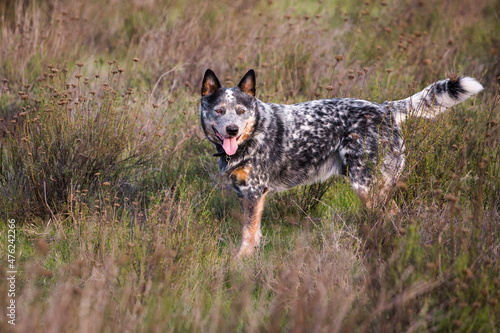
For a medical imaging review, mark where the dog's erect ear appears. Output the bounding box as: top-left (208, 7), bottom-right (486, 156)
top-left (237, 69), bottom-right (256, 96)
top-left (201, 69), bottom-right (221, 96)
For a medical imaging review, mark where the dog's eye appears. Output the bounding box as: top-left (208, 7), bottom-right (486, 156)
top-left (215, 109), bottom-right (223, 114)
top-left (237, 108), bottom-right (245, 115)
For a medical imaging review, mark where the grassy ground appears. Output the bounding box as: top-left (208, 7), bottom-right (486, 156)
top-left (1, 0), bottom-right (499, 331)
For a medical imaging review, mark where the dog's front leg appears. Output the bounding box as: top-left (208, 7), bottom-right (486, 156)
top-left (237, 190), bottom-right (268, 258)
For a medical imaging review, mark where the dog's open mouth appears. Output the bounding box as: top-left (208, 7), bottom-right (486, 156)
top-left (213, 126), bottom-right (240, 156)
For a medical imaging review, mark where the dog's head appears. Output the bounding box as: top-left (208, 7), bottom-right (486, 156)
top-left (200, 69), bottom-right (258, 156)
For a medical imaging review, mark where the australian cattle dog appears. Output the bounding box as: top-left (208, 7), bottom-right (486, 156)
top-left (200, 69), bottom-right (483, 257)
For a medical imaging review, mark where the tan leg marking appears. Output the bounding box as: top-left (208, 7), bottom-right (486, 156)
top-left (354, 182), bottom-right (399, 216)
top-left (237, 191), bottom-right (268, 258)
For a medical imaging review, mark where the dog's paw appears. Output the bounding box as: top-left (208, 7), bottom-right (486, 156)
top-left (236, 242), bottom-right (258, 259)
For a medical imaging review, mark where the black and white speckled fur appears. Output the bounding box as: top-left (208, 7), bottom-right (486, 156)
top-left (200, 69), bottom-right (483, 257)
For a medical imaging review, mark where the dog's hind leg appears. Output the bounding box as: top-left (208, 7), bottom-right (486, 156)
top-left (348, 158), bottom-right (399, 215)
top-left (237, 189), bottom-right (269, 258)
top-left (346, 144), bottom-right (402, 215)
top-left (352, 182), bottom-right (398, 216)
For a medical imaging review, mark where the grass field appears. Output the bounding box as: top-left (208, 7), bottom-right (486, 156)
top-left (1, 0), bottom-right (499, 331)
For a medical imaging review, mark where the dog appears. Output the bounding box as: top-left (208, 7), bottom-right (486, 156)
top-left (200, 69), bottom-right (483, 257)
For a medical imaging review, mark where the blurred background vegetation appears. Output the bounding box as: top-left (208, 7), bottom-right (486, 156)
top-left (0, 0), bottom-right (499, 331)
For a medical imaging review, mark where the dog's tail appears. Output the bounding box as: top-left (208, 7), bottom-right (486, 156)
top-left (384, 77), bottom-right (483, 124)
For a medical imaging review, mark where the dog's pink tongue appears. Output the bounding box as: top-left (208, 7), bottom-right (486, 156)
top-left (222, 137), bottom-right (238, 155)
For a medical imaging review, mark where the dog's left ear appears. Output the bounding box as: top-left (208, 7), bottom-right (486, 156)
top-left (237, 69), bottom-right (256, 96)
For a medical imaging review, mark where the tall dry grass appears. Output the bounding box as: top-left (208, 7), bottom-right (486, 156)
top-left (0, 0), bottom-right (499, 332)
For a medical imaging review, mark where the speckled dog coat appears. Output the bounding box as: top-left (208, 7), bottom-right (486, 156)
top-left (200, 69), bottom-right (483, 257)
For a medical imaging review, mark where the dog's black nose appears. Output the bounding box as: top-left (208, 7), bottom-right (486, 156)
top-left (226, 125), bottom-right (239, 137)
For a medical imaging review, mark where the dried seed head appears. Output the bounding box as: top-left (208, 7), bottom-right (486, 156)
top-left (395, 181), bottom-right (407, 190)
top-left (444, 194), bottom-right (458, 203)
top-left (465, 268), bottom-right (474, 280)
top-left (448, 73), bottom-right (458, 82)
top-left (76, 62), bottom-right (84, 67)
top-left (103, 182), bottom-right (111, 186)
top-left (335, 55), bottom-right (344, 62)
top-left (423, 59), bottom-right (432, 65)
top-left (350, 133), bottom-right (360, 140)
top-left (35, 240), bottom-right (50, 254)
top-left (132, 57), bottom-right (139, 62)
top-left (34, 266), bottom-right (53, 278)
top-left (385, 69), bottom-right (393, 73)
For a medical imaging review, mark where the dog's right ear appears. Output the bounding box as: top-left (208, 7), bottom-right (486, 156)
top-left (238, 69), bottom-right (256, 96)
top-left (201, 69), bottom-right (221, 97)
